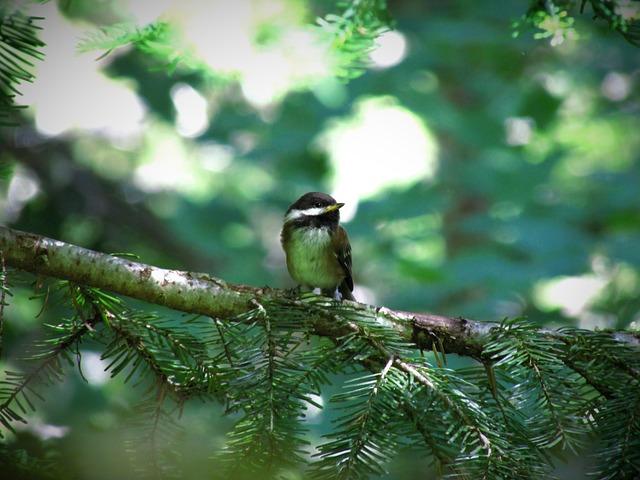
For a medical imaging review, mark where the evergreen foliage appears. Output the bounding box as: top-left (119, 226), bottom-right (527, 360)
top-left (0, 277), bottom-right (638, 478)
top-left (316, 0), bottom-right (392, 79)
top-left (75, 0), bottom-right (393, 81)
top-left (514, 0), bottom-right (640, 47)
top-left (0, 8), bottom-right (45, 125)
top-left (76, 22), bottom-right (171, 61)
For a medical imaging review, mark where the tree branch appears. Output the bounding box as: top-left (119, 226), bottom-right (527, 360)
top-left (1, 226), bottom-right (637, 358)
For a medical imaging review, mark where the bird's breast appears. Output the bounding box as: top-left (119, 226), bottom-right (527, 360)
top-left (283, 226), bottom-right (343, 289)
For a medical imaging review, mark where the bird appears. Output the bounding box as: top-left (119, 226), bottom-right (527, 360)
top-left (280, 192), bottom-right (355, 301)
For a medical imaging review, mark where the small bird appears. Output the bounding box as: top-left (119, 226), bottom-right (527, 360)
top-left (281, 192), bottom-right (355, 301)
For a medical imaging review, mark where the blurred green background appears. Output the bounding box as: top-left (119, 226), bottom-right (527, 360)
top-left (1, 0), bottom-right (639, 478)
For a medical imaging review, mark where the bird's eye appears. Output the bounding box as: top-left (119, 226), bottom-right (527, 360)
top-left (315, 202), bottom-right (323, 208)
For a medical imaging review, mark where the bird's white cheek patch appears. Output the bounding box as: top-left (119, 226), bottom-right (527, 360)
top-left (284, 207), bottom-right (327, 222)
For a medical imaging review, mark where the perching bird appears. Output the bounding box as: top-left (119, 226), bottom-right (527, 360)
top-left (280, 192), bottom-right (355, 301)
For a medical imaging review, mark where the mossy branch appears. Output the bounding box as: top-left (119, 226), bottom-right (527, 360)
top-left (1, 226), bottom-right (638, 358)
top-left (0, 226), bottom-right (489, 357)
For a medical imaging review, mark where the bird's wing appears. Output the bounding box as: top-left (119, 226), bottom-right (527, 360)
top-left (335, 226), bottom-right (354, 292)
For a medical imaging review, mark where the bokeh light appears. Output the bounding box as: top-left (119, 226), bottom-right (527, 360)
top-left (317, 96), bottom-right (438, 220)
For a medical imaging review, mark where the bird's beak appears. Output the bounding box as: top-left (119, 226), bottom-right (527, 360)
top-left (325, 203), bottom-right (345, 213)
